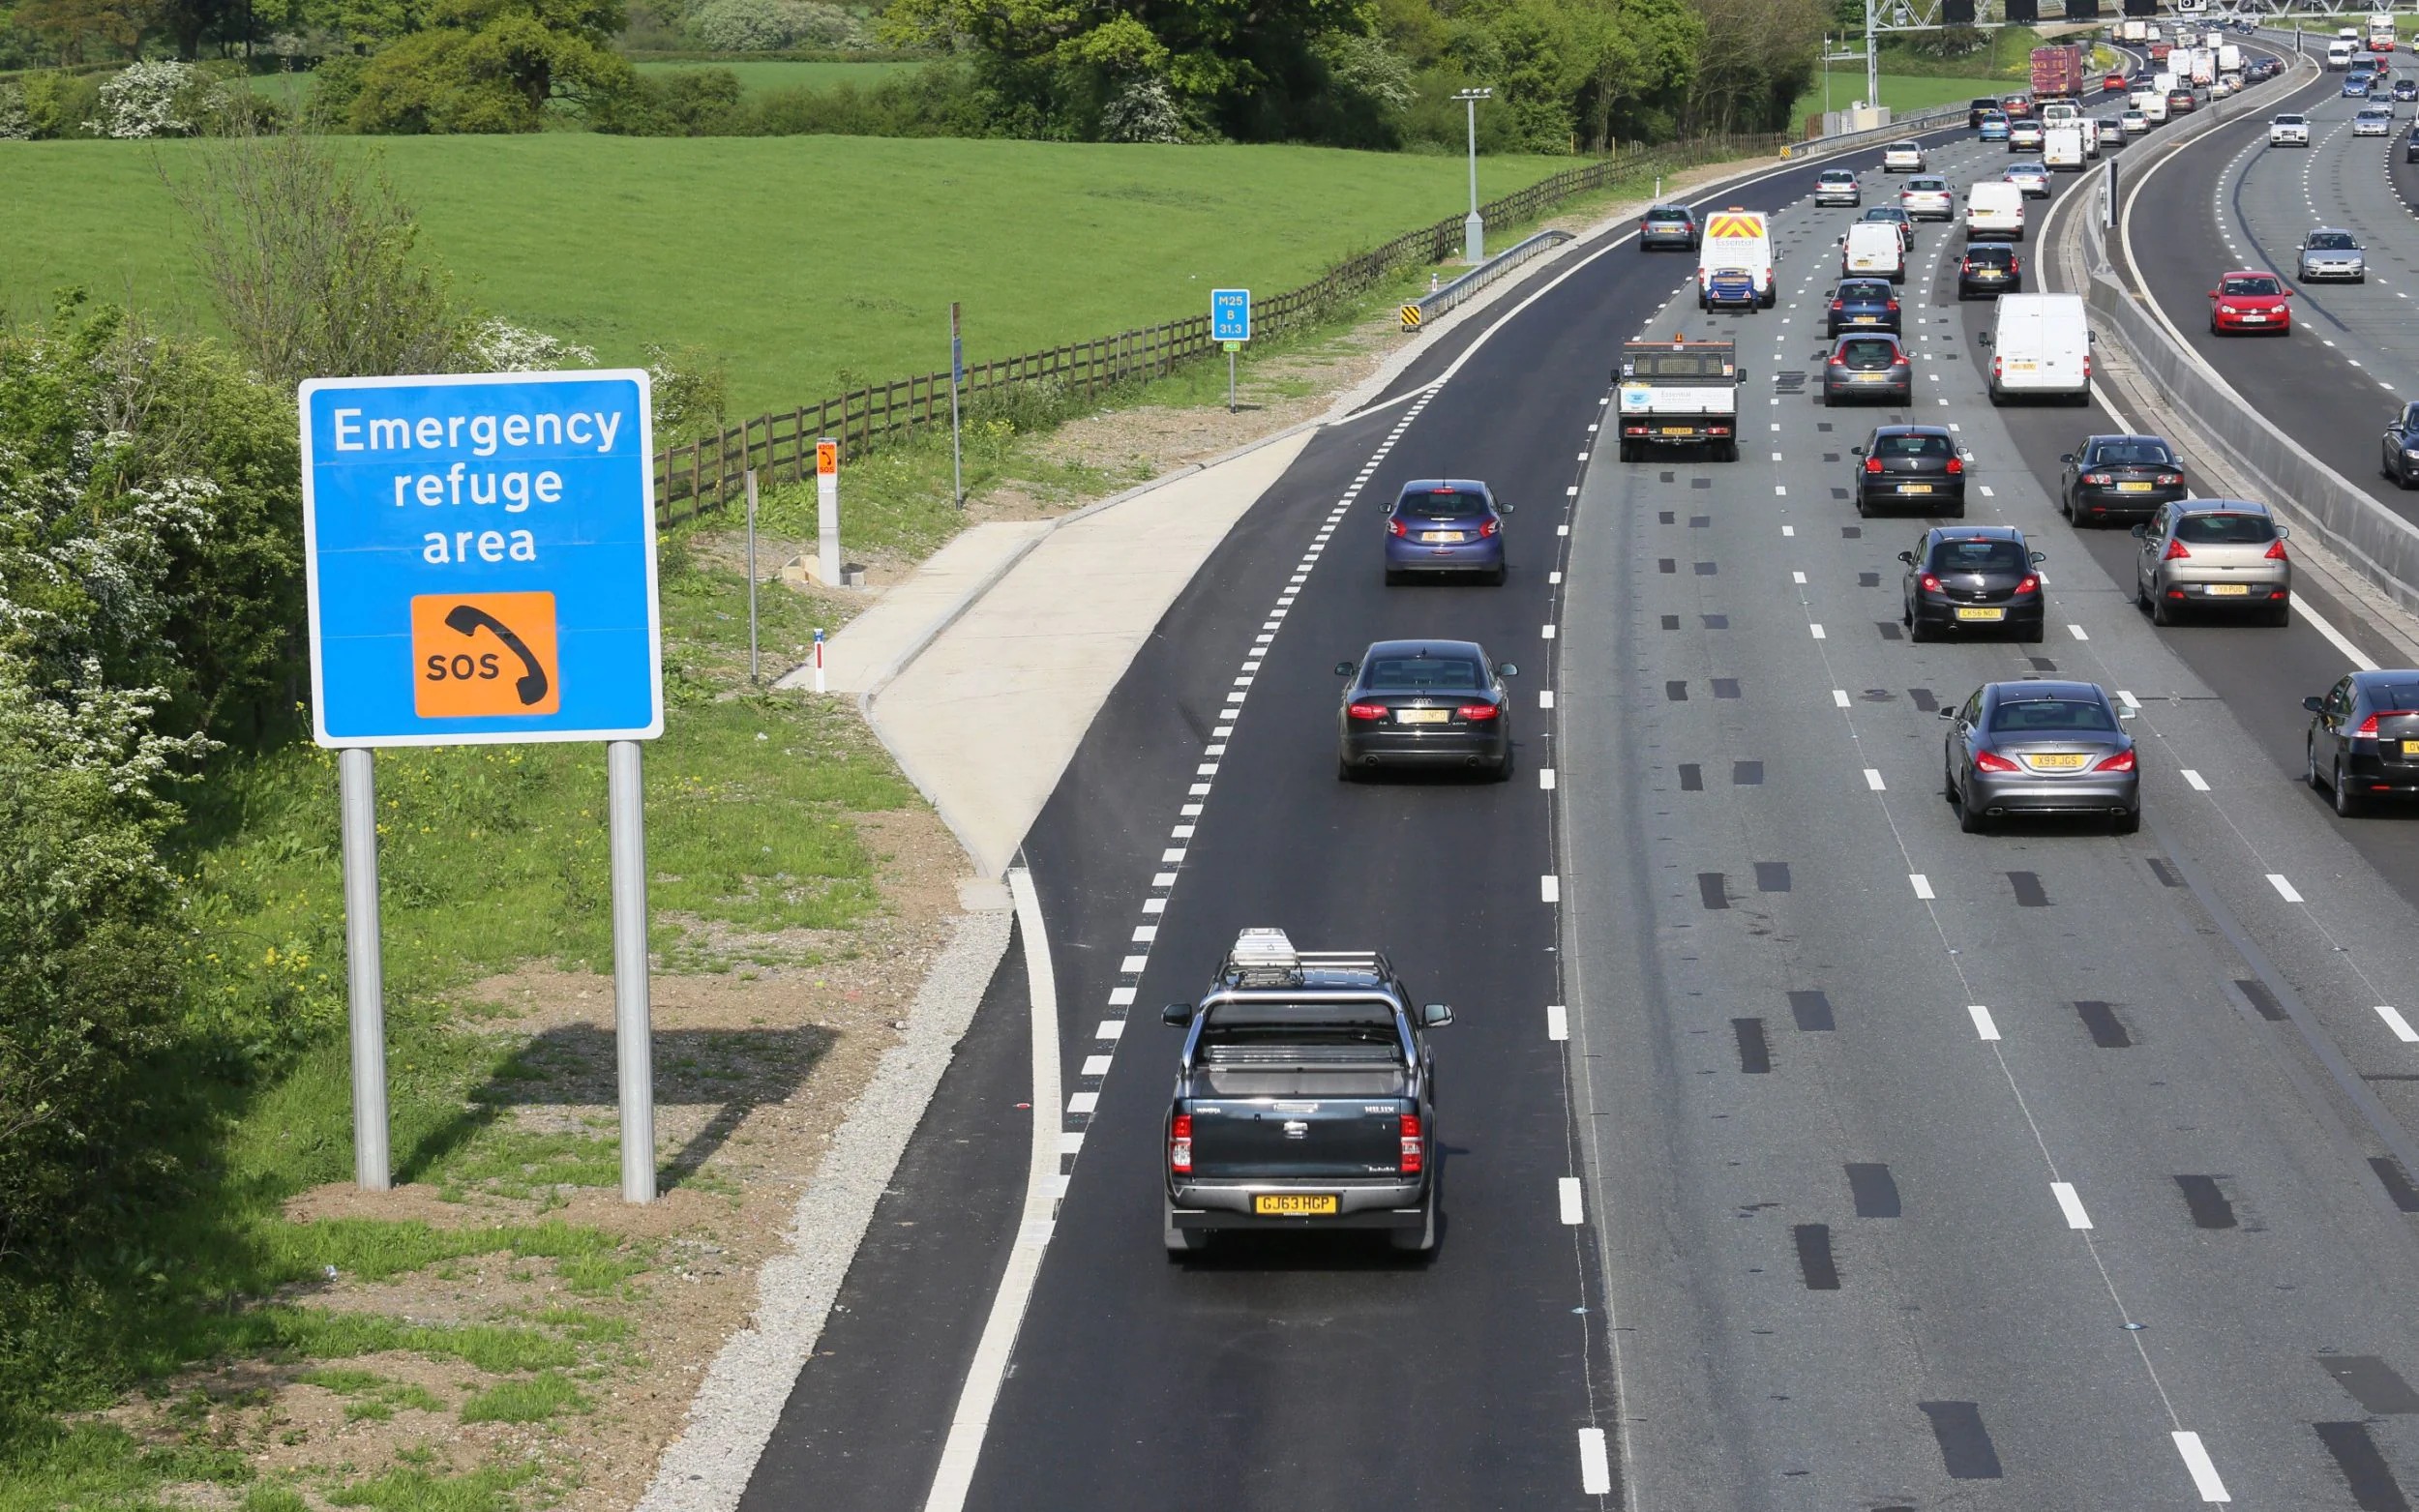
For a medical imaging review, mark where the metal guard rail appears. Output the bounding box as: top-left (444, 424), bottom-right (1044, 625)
top-left (1398, 230), bottom-right (1575, 332)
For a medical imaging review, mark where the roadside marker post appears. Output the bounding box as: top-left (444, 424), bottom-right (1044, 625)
top-left (299, 369), bottom-right (665, 1202)
top-left (813, 627), bottom-right (825, 695)
top-left (744, 466), bottom-right (760, 685)
top-left (817, 438), bottom-right (842, 588)
top-left (1212, 289), bottom-right (1250, 413)
top-left (949, 303), bottom-right (967, 509)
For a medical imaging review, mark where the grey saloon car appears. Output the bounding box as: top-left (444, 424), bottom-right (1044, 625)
top-left (2299, 228), bottom-right (2366, 282)
top-left (1942, 680), bottom-right (2140, 834)
top-left (2133, 499), bottom-right (2292, 625)
top-left (1335, 639), bottom-right (1514, 780)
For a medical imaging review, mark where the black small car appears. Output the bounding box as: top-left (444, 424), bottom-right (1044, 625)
top-left (2383, 400), bottom-right (2419, 487)
top-left (2304, 669), bottom-right (2419, 815)
top-left (1822, 334), bottom-right (1913, 405)
top-left (1957, 244), bottom-right (2022, 300)
top-left (1640, 203), bottom-right (1702, 251)
top-left (1827, 278), bottom-right (1901, 336)
top-left (1335, 638), bottom-right (1515, 781)
top-left (1900, 525), bottom-right (2046, 642)
top-left (2059, 433), bottom-right (2186, 524)
top-left (1854, 425), bottom-right (1966, 516)
top-left (1969, 96), bottom-right (2001, 128)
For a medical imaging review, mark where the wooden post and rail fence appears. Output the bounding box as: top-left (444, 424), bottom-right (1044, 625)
top-left (651, 131), bottom-right (1785, 524)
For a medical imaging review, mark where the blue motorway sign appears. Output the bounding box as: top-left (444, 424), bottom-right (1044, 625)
top-left (1211, 288), bottom-right (1251, 342)
top-left (299, 371), bottom-right (664, 748)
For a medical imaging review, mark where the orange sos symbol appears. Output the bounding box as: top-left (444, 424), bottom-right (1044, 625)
top-left (410, 591), bottom-right (561, 718)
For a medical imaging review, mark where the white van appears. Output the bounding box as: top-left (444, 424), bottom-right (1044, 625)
top-left (1983, 292), bottom-right (2091, 405)
top-left (2329, 39), bottom-right (2357, 68)
top-left (1965, 180), bottom-right (2026, 240)
top-left (2045, 122), bottom-right (2087, 170)
top-left (2141, 90), bottom-right (2170, 123)
top-left (1696, 208), bottom-right (1777, 310)
top-left (1841, 221), bottom-right (1906, 282)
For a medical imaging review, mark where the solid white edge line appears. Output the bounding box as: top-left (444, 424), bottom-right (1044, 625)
top-left (2378, 1005), bottom-right (2419, 1044)
top-left (923, 869), bottom-right (1062, 1512)
top-left (2050, 1180), bottom-right (2094, 1230)
top-left (1558, 1176), bottom-right (1584, 1225)
top-left (1969, 1004), bottom-right (2001, 1042)
top-left (1578, 1428), bottom-right (1613, 1496)
top-left (2295, 591), bottom-right (2383, 671)
top-left (2173, 1430), bottom-right (2231, 1503)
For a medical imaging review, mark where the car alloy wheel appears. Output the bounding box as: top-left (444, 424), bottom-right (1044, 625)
top-left (2307, 738), bottom-right (2323, 791)
top-left (2337, 758), bottom-right (2367, 817)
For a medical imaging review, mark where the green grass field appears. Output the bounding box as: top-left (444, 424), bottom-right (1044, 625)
top-left (3, 135), bottom-right (1582, 420)
top-left (629, 58), bottom-right (920, 94)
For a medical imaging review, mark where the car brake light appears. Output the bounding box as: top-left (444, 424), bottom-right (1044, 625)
top-left (1389, 517), bottom-right (1407, 537)
top-left (2094, 749), bottom-right (2137, 773)
top-left (1993, 356), bottom-right (2004, 378)
top-left (1893, 356), bottom-right (1910, 368)
top-left (1865, 457), bottom-right (1883, 473)
top-left (1832, 299), bottom-right (1845, 311)
top-left (2158, 473), bottom-right (2181, 485)
top-left (1920, 573), bottom-right (1942, 592)
top-left (1479, 518), bottom-right (1500, 538)
top-left (1887, 299), bottom-right (1901, 311)
top-left (2016, 574), bottom-right (2039, 595)
top-left (2084, 472), bottom-right (2111, 485)
top-left (2163, 537), bottom-right (2191, 560)
top-left (1947, 457), bottom-right (1964, 474)
top-left (1831, 354), bottom-right (1848, 367)
top-left (1976, 750), bottom-right (2022, 772)
top-left (1399, 1112), bottom-right (1422, 1173)
top-left (2083, 355), bottom-right (2093, 380)
top-left (2358, 713), bottom-right (2382, 737)
top-left (1169, 1113), bottom-right (1192, 1173)
top-left (2265, 537), bottom-right (2288, 560)
top-left (1348, 701), bottom-right (1389, 721)
top-left (1456, 703), bottom-right (1500, 722)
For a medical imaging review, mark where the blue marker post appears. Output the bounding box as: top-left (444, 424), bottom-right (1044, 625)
top-left (299, 370), bottom-right (666, 1201)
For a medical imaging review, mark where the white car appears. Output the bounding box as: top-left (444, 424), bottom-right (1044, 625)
top-left (2356, 106), bottom-right (2396, 135)
top-left (1815, 168), bottom-right (1862, 206)
top-left (2269, 113), bottom-right (2310, 145)
top-left (1899, 175), bottom-right (1956, 220)
top-left (1882, 140), bottom-right (1927, 172)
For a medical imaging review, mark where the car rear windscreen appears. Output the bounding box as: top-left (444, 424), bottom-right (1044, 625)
top-left (2370, 683), bottom-right (2419, 711)
top-left (1646, 207), bottom-right (1690, 222)
top-left (2175, 512), bottom-right (2278, 544)
top-left (1839, 339), bottom-right (1900, 367)
top-left (1990, 698), bottom-right (2117, 732)
top-left (2092, 440), bottom-right (2173, 465)
top-left (1364, 657), bottom-right (1482, 691)
top-left (1396, 489), bottom-right (1488, 519)
top-left (1877, 432), bottom-right (1953, 458)
top-left (1930, 539), bottom-right (2026, 571)
top-left (1837, 281), bottom-right (1892, 299)
top-left (1965, 248), bottom-right (2015, 265)
top-left (2308, 232), bottom-right (2357, 249)
top-left (2220, 276), bottom-right (2282, 296)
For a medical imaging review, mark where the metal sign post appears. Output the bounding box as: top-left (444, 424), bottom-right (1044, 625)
top-left (299, 369), bottom-right (665, 1201)
top-left (949, 304), bottom-right (966, 510)
top-left (812, 627), bottom-right (825, 694)
top-left (744, 467), bottom-right (760, 686)
top-left (816, 438), bottom-right (841, 587)
top-left (1454, 88), bottom-right (1493, 261)
top-left (1211, 290), bottom-right (1250, 414)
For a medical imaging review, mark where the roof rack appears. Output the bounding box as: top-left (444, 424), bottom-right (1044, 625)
top-left (1217, 930), bottom-right (1392, 988)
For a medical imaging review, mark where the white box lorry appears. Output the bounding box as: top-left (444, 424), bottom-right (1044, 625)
top-left (1983, 292), bottom-right (2091, 405)
top-left (1614, 340), bottom-right (1741, 460)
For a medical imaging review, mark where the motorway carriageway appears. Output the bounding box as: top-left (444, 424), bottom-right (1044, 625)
top-left (732, 83), bottom-right (2419, 1512)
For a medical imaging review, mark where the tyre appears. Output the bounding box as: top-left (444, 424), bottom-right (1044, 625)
top-left (1488, 750), bottom-right (1513, 783)
top-left (1485, 565), bottom-right (1508, 586)
top-left (2336, 758), bottom-right (2368, 817)
top-left (2308, 738), bottom-right (2325, 792)
top-left (2111, 808), bottom-right (2141, 835)
top-left (2266, 602), bottom-right (2291, 627)
top-left (2152, 591), bottom-right (2176, 626)
top-left (2019, 619), bottom-right (2046, 643)
top-left (2136, 575), bottom-right (2153, 612)
top-left (1909, 613), bottom-right (1933, 643)
top-left (1384, 568), bottom-right (1406, 586)
top-left (1337, 756), bottom-right (1360, 783)
top-left (1958, 786), bottom-right (1990, 833)
top-left (1721, 440), bottom-right (1742, 462)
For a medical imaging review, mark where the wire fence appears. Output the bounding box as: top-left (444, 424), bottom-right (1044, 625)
top-left (652, 130), bottom-right (1787, 522)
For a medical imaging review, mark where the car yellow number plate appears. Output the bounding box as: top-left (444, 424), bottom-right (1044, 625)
top-left (2010, 360), bottom-right (2039, 371)
top-left (2116, 481), bottom-right (2154, 492)
top-left (2207, 583), bottom-right (2251, 596)
top-left (1255, 1194), bottom-right (1339, 1216)
top-left (1900, 483), bottom-right (1934, 493)
top-left (1396, 708), bottom-right (1451, 725)
top-left (2028, 753), bottom-right (2090, 770)
top-left (2403, 739), bottom-right (2419, 757)
top-left (1956, 607), bottom-right (2006, 621)
top-left (1420, 531), bottom-right (1465, 543)
top-left (1854, 314), bottom-right (1879, 323)
top-left (1661, 426), bottom-right (1696, 435)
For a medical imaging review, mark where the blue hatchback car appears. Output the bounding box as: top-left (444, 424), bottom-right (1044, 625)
top-left (1385, 479), bottom-right (1509, 584)
top-left (1979, 112), bottom-right (2011, 141)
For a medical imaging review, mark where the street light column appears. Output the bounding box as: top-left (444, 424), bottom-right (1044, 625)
top-left (1455, 87), bottom-right (1493, 262)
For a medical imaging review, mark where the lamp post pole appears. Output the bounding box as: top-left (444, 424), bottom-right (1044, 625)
top-left (1455, 87), bottom-right (1493, 262)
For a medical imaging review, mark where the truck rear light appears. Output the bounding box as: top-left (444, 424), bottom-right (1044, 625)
top-left (1399, 1113), bottom-right (1422, 1173)
top-left (1993, 356), bottom-right (2004, 378)
top-left (2164, 537), bottom-right (2192, 560)
top-left (2083, 354), bottom-right (2093, 380)
top-left (1348, 702), bottom-right (1389, 721)
top-left (1455, 703), bottom-right (1500, 721)
top-left (1169, 1114), bottom-right (1192, 1173)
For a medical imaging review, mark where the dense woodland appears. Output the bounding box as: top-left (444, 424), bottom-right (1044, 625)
top-left (2, 0), bottom-right (1835, 147)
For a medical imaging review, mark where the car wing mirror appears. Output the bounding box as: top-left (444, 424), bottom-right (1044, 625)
top-left (2031, 550), bottom-right (2048, 563)
top-left (1497, 501), bottom-right (1514, 512)
top-left (1162, 1002), bottom-right (1193, 1026)
top-left (1736, 368), bottom-right (1748, 381)
top-left (2302, 695), bottom-right (2326, 713)
top-left (2060, 453), bottom-right (2075, 463)
top-left (2130, 522), bottom-right (2149, 538)
top-left (2207, 288), bottom-right (2221, 298)
top-left (1421, 1003), bottom-right (1454, 1027)
top-left (1897, 549), bottom-right (1918, 564)
top-left (1852, 445), bottom-right (1868, 456)
top-left (2120, 707), bottom-right (2138, 721)
top-left (1936, 706), bottom-right (1957, 719)
top-left (1978, 331), bottom-right (1993, 346)
top-left (1498, 663), bottom-right (1518, 677)
top-left (1334, 661), bottom-right (1357, 676)
top-left (2277, 524), bottom-right (2290, 538)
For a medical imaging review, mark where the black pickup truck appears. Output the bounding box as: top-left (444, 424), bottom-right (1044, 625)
top-left (1160, 929), bottom-right (1452, 1256)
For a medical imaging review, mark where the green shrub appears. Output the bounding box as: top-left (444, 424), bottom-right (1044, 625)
top-left (456, 1370), bottom-right (587, 1424)
top-left (15, 70), bottom-right (100, 138)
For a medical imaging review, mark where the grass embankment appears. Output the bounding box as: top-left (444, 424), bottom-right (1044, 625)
top-left (2, 529), bottom-right (924, 1509)
top-left (1, 135), bottom-right (1582, 419)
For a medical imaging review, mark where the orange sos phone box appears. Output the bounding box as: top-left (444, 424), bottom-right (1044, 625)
top-left (410, 592), bottom-right (562, 718)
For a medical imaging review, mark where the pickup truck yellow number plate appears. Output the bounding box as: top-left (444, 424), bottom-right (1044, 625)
top-left (1256, 1194), bottom-right (1339, 1216)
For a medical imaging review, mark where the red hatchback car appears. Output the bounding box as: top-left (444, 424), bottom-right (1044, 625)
top-left (2104, 72), bottom-right (2128, 90)
top-left (2209, 270), bottom-right (2292, 335)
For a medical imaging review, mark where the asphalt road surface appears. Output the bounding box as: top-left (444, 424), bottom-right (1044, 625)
top-left (738, 84), bottom-right (2419, 1512)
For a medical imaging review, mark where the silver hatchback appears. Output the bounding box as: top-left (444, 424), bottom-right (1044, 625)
top-left (1899, 175), bottom-right (1956, 220)
top-left (2133, 499), bottom-right (2292, 625)
top-left (2299, 227), bottom-right (2366, 282)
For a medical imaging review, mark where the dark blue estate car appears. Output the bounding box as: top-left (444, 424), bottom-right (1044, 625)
top-left (1828, 278), bottom-right (1902, 336)
top-left (1385, 479), bottom-right (1509, 584)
